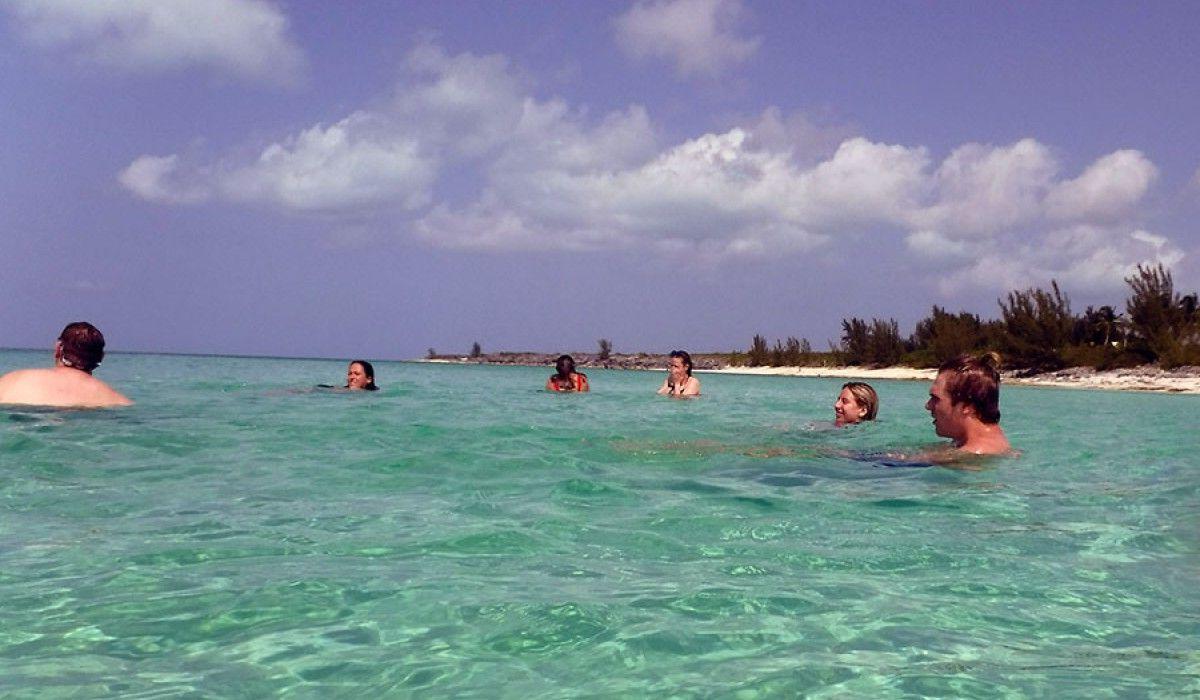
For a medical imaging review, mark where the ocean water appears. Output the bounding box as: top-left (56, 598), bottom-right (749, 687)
top-left (1, 350), bottom-right (1197, 698)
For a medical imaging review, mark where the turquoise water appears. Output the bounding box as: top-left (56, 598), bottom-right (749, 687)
top-left (1, 351), bottom-right (1197, 697)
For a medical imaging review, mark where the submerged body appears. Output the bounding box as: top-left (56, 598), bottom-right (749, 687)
top-left (0, 367), bottom-right (131, 408)
top-left (926, 353), bottom-right (1011, 455)
top-left (657, 351), bottom-right (700, 397)
top-left (547, 355), bottom-right (589, 392)
top-left (0, 322), bottom-right (130, 408)
top-left (345, 360), bottom-right (379, 391)
top-left (833, 382), bottom-right (878, 426)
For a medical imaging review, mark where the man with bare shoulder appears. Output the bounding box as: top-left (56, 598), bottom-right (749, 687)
top-left (0, 322), bottom-right (131, 408)
top-left (925, 352), bottom-right (1010, 455)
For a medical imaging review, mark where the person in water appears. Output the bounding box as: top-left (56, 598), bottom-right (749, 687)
top-left (546, 354), bottom-right (589, 392)
top-left (926, 352), bottom-right (1011, 455)
top-left (345, 360), bottom-right (379, 391)
top-left (657, 350), bottom-right (700, 397)
top-left (0, 321), bottom-right (131, 408)
top-left (834, 381), bottom-right (878, 426)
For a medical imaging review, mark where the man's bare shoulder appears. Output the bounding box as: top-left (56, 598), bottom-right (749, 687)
top-left (0, 368), bottom-right (131, 408)
top-left (0, 368), bottom-right (54, 390)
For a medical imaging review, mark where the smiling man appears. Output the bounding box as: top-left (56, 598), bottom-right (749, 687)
top-left (926, 352), bottom-right (1011, 455)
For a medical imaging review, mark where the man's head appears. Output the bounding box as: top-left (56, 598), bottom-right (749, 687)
top-left (926, 352), bottom-right (1002, 442)
top-left (555, 354), bottom-right (576, 376)
top-left (56, 322), bottom-right (105, 373)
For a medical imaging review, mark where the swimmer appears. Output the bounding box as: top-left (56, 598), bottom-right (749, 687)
top-left (926, 352), bottom-right (1011, 455)
top-left (834, 381), bottom-right (878, 426)
top-left (546, 354), bottom-right (589, 392)
top-left (0, 322), bottom-right (131, 408)
top-left (345, 360), bottom-right (379, 391)
top-left (657, 350), bottom-right (700, 397)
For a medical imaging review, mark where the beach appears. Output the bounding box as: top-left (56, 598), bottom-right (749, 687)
top-left (708, 364), bottom-right (1200, 394)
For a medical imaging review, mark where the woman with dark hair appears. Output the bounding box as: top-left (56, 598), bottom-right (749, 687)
top-left (834, 381), bottom-right (878, 426)
top-left (546, 355), bottom-right (589, 392)
top-left (657, 350), bottom-right (700, 397)
top-left (345, 360), bottom-right (379, 391)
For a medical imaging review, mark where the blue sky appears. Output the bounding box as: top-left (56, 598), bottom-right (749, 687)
top-left (2, 0), bottom-right (1198, 359)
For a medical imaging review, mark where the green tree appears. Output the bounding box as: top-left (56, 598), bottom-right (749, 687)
top-left (470, 342), bottom-right (482, 358)
top-left (841, 318), bottom-right (871, 365)
top-left (998, 280), bottom-right (1074, 370)
top-left (770, 339), bottom-right (785, 366)
top-left (909, 306), bottom-right (988, 367)
top-left (748, 334), bottom-right (770, 366)
top-left (597, 338), bottom-right (613, 361)
top-left (1124, 264), bottom-right (1199, 366)
top-left (1072, 305), bottom-right (1121, 347)
top-left (866, 318), bottom-right (905, 366)
top-left (796, 337), bottom-right (814, 365)
top-left (784, 337), bottom-right (803, 366)
top-left (842, 317), bottom-right (904, 365)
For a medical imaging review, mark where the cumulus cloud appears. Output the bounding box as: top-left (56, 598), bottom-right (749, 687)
top-left (5, 0), bottom-right (305, 85)
top-left (614, 0), bottom-right (760, 78)
top-left (1045, 150), bottom-right (1158, 222)
top-left (118, 154), bottom-right (210, 204)
top-left (936, 226), bottom-right (1184, 296)
top-left (119, 42), bottom-right (1180, 291)
top-left (218, 114), bottom-right (436, 212)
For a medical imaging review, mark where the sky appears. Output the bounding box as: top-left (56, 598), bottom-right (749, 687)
top-left (2, 0), bottom-right (1199, 360)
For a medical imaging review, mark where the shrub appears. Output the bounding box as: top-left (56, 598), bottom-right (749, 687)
top-left (1124, 264), bottom-right (1199, 366)
top-left (998, 281), bottom-right (1074, 370)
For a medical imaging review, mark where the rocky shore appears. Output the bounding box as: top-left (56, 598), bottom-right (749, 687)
top-left (424, 352), bottom-right (726, 371)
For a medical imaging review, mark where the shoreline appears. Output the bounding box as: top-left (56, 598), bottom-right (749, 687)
top-left (417, 357), bottom-right (1200, 395)
top-left (703, 365), bottom-right (1200, 394)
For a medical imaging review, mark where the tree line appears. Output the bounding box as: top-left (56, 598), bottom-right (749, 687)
top-left (739, 264), bottom-right (1200, 370)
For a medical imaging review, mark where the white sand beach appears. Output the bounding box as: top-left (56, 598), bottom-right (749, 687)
top-left (708, 365), bottom-right (1200, 394)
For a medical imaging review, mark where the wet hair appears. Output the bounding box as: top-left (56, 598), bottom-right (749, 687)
top-left (347, 359), bottom-right (379, 391)
top-left (58, 321), bottom-right (105, 373)
top-left (669, 350), bottom-right (693, 376)
top-left (555, 354), bottom-right (575, 375)
top-left (938, 352), bottom-right (1002, 424)
top-left (841, 381), bottom-right (879, 421)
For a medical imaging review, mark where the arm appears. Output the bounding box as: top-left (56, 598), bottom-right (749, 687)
top-left (656, 377), bottom-right (671, 395)
top-left (680, 376), bottom-right (701, 396)
top-left (575, 373), bottom-right (589, 392)
top-left (546, 376), bottom-right (559, 391)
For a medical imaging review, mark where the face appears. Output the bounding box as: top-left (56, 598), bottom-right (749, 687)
top-left (925, 372), bottom-right (965, 442)
top-left (346, 362), bottom-right (371, 390)
top-left (833, 388), bottom-right (866, 426)
top-left (668, 356), bottom-right (688, 380)
top-left (556, 359), bottom-right (573, 376)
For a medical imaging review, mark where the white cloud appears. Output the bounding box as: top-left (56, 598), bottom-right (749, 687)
top-left (905, 230), bottom-right (975, 261)
top-left (1045, 150), bottom-right (1158, 222)
top-left (614, 0), bottom-right (760, 78)
top-left (6, 0), bottom-right (305, 85)
top-left (936, 225), bottom-right (1184, 296)
top-left (218, 114), bottom-right (436, 212)
top-left (118, 155), bottom-right (209, 204)
top-left (119, 42), bottom-right (1181, 291)
top-left (915, 138), bottom-right (1058, 236)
